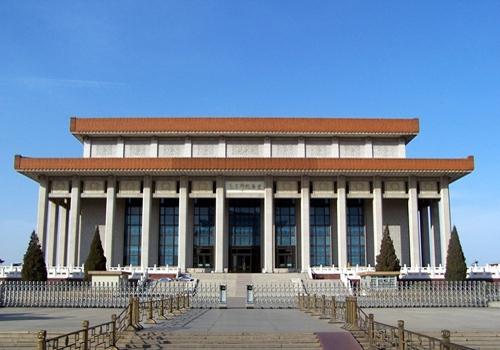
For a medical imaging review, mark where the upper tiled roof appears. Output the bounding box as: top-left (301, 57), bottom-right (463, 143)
top-left (70, 117), bottom-right (420, 139)
top-left (14, 155), bottom-right (474, 182)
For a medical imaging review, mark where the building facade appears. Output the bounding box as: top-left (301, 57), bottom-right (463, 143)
top-left (14, 117), bottom-right (474, 273)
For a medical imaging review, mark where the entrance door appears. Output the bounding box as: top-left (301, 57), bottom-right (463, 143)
top-left (228, 199), bottom-right (261, 273)
top-left (231, 249), bottom-right (252, 273)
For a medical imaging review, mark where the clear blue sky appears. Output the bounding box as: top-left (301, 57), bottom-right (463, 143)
top-left (1, 1), bottom-right (498, 266)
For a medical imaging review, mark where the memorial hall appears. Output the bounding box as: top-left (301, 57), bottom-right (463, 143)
top-left (14, 117), bottom-right (474, 274)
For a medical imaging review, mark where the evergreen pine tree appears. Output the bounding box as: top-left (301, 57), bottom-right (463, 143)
top-left (21, 230), bottom-right (47, 281)
top-left (444, 226), bottom-right (467, 281)
top-left (375, 225), bottom-right (401, 272)
top-left (84, 226), bottom-right (107, 282)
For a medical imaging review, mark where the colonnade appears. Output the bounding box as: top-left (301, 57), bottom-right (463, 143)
top-left (35, 174), bottom-right (452, 273)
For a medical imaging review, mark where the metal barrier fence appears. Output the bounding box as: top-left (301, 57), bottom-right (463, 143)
top-left (300, 294), bottom-right (475, 350)
top-left (253, 282), bottom-right (298, 308)
top-left (303, 279), bottom-right (350, 299)
top-left (354, 280), bottom-right (499, 308)
top-left (0, 280), bottom-right (199, 308)
top-left (37, 294), bottom-right (190, 350)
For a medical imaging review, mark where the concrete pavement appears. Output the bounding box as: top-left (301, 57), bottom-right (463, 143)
top-left (1, 301), bottom-right (499, 334)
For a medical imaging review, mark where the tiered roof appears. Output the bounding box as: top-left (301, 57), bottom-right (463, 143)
top-left (14, 155), bottom-right (474, 182)
top-left (69, 117), bottom-right (420, 141)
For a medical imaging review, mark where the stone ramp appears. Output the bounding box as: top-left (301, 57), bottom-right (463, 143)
top-left (189, 272), bottom-right (306, 297)
top-left (316, 332), bottom-right (364, 350)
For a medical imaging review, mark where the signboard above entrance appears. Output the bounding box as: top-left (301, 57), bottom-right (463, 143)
top-left (226, 181), bottom-right (265, 193)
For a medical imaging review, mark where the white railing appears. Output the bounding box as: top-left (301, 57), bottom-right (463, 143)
top-left (3, 263), bottom-right (499, 281)
top-left (0, 264), bottom-right (181, 280)
top-left (308, 264), bottom-right (500, 281)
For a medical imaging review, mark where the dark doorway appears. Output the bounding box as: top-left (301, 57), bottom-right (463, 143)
top-left (228, 199), bottom-right (261, 273)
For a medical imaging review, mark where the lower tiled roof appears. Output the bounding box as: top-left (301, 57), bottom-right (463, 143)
top-left (14, 155), bottom-right (474, 182)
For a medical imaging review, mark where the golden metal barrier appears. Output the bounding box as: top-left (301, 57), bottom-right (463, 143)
top-left (37, 293), bottom-right (188, 350)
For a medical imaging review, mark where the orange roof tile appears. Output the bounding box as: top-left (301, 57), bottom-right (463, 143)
top-left (69, 117), bottom-right (420, 136)
top-left (14, 155), bottom-right (474, 182)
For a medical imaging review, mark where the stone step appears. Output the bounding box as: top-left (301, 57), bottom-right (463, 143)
top-left (0, 332), bottom-right (63, 350)
top-left (117, 332), bottom-right (321, 349)
top-left (347, 329), bottom-right (500, 350)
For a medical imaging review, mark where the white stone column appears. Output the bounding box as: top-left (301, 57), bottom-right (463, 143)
top-left (300, 176), bottom-right (310, 272)
top-left (264, 137), bottom-right (271, 157)
top-left (215, 176), bottom-right (225, 273)
top-left (365, 138), bottom-right (373, 158)
top-left (116, 137), bottom-right (125, 157)
top-left (83, 137), bottom-right (91, 157)
top-left (184, 137), bottom-right (192, 157)
top-left (420, 205), bottom-right (431, 266)
top-left (408, 177), bottom-right (421, 267)
top-left (398, 138), bottom-right (406, 158)
top-left (105, 176), bottom-right (116, 268)
top-left (46, 201), bottom-right (59, 267)
top-left (332, 137), bottom-right (339, 158)
top-left (372, 177), bottom-right (383, 260)
top-left (430, 201), bottom-right (441, 266)
top-left (298, 138), bottom-right (305, 157)
top-left (141, 176), bottom-right (153, 268)
top-left (57, 201), bottom-right (69, 266)
top-left (36, 176), bottom-right (49, 254)
top-left (178, 176), bottom-right (189, 273)
top-left (264, 176), bottom-right (274, 273)
top-left (439, 177), bottom-right (452, 265)
top-left (218, 136), bottom-right (226, 157)
top-left (150, 137), bottom-right (158, 157)
top-left (337, 177), bottom-right (347, 267)
top-left (68, 176), bottom-right (81, 266)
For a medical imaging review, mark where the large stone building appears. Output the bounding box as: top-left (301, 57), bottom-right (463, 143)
top-left (14, 117), bottom-right (473, 274)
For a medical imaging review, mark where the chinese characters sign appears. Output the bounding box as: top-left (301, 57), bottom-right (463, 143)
top-left (226, 181), bottom-right (265, 193)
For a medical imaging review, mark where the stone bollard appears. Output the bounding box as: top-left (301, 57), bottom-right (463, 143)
top-left (319, 295), bottom-right (329, 319)
top-left (175, 294), bottom-right (182, 315)
top-left (133, 298), bottom-right (144, 330)
top-left (125, 298), bottom-right (135, 331)
top-left (305, 294), bottom-right (312, 313)
top-left (37, 330), bottom-right (46, 350)
top-left (342, 297), bottom-right (351, 329)
top-left (108, 314), bottom-right (119, 350)
top-left (442, 330), bottom-right (451, 350)
top-left (397, 320), bottom-right (405, 350)
top-left (168, 295), bottom-right (176, 317)
top-left (158, 295), bottom-right (167, 320)
top-left (181, 293), bottom-right (187, 312)
top-left (298, 293), bottom-right (303, 311)
top-left (367, 313), bottom-right (377, 350)
top-left (81, 321), bottom-right (89, 350)
top-left (328, 296), bottom-right (341, 324)
top-left (311, 294), bottom-right (320, 316)
top-left (146, 297), bottom-right (157, 324)
top-left (342, 297), bottom-right (360, 331)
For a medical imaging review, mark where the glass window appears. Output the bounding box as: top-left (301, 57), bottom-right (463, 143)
top-left (158, 198), bottom-right (179, 266)
top-left (229, 199), bottom-right (261, 247)
top-left (347, 199), bottom-right (366, 266)
top-left (310, 199), bottom-right (331, 266)
top-left (124, 198), bottom-right (142, 266)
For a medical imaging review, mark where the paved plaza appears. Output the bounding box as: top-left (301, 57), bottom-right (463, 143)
top-left (0, 298), bottom-right (499, 334)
